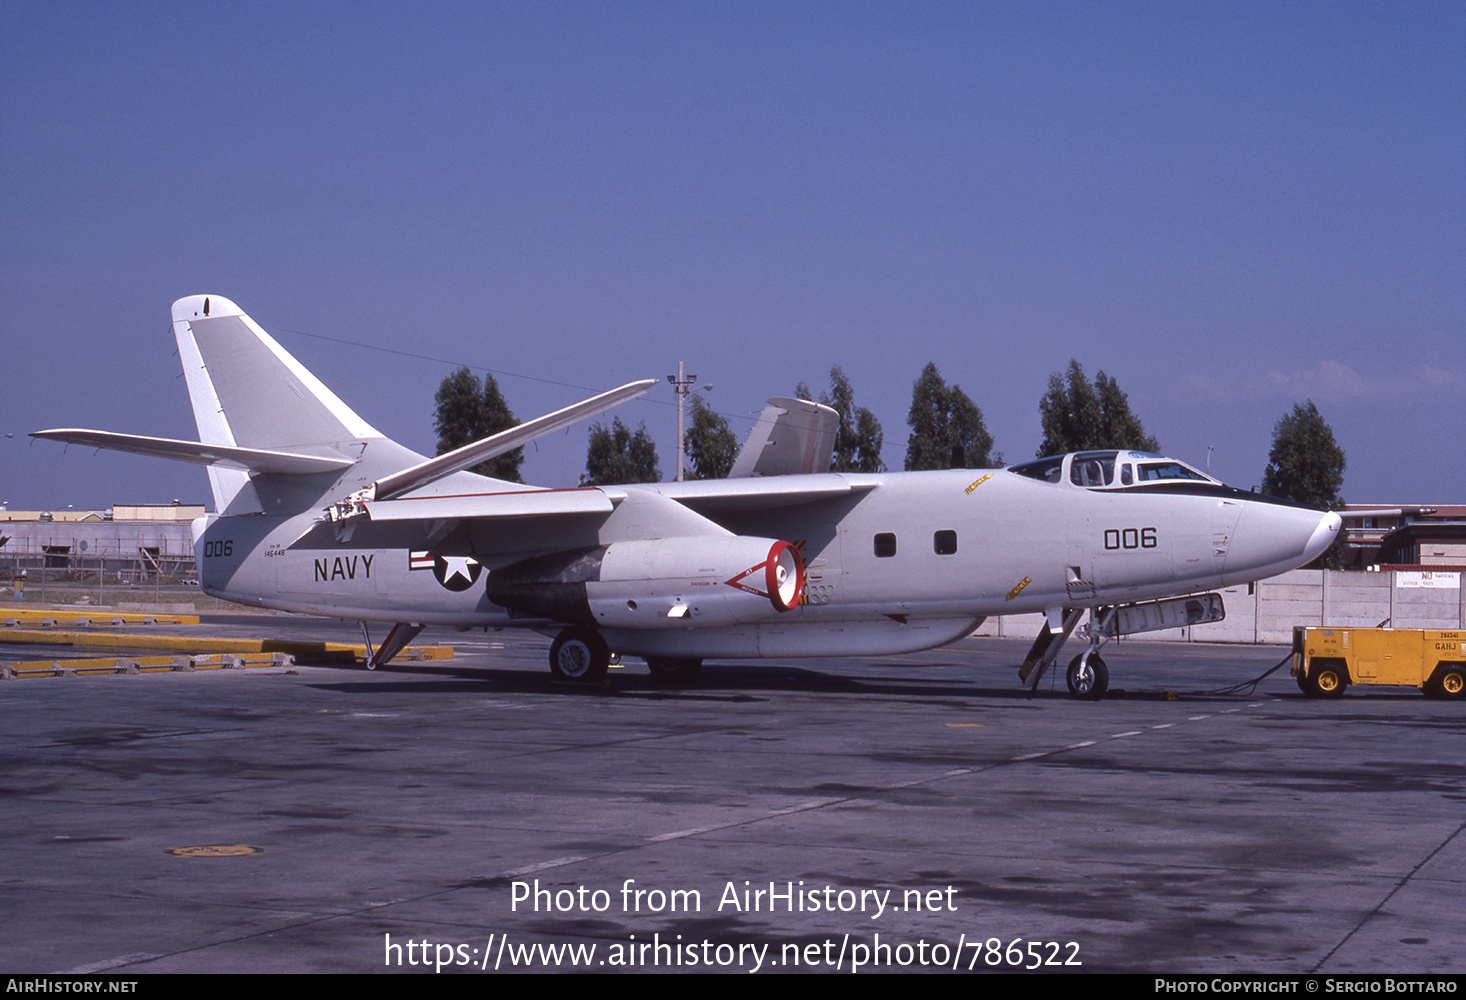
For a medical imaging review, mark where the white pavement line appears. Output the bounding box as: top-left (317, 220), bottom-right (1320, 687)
top-left (504, 855), bottom-right (589, 875)
top-left (501, 703), bottom-right (1264, 886)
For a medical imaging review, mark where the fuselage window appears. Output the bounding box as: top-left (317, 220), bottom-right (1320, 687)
top-left (874, 533), bottom-right (897, 558)
top-left (933, 530), bottom-right (957, 555)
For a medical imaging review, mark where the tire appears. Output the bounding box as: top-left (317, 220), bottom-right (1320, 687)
top-left (646, 657), bottom-right (702, 685)
top-left (1066, 652), bottom-right (1109, 701)
top-left (549, 627), bottom-right (610, 683)
top-left (1425, 663), bottom-right (1466, 701)
top-left (1306, 660), bottom-right (1348, 699)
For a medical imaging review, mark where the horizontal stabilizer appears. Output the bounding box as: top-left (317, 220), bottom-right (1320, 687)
top-left (30, 429), bottom-right (356, 475)
top-left (369, 379), bottom-right (657, 502)
top-left (729, 397), bottom-right (838, 477)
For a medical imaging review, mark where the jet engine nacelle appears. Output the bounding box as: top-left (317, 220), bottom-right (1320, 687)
top-left (487, 536), bottom-right (804, 629)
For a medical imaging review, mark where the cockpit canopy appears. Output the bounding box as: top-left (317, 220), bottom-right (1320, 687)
top-left (1007, 451), bottom-right (1219, 489)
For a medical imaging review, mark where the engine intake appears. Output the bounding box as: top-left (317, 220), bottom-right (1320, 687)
top-left (487, 536), bottom-right (805, 627)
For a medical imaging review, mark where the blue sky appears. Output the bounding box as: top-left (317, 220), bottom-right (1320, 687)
top-left (3, 1), bottom-right (1462, 510)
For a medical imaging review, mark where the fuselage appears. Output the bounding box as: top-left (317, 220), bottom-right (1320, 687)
top-left (195, 451), bottom-right (1340, 660)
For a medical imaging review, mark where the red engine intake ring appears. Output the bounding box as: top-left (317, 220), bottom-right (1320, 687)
top-left (765, 540), bottom-right (805, 612)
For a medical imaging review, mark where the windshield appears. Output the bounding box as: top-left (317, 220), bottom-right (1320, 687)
top-left (1137, 460), bottom-right (1210, 482)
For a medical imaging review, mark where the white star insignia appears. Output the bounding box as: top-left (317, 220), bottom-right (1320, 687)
top-left (440, 555), bottom-right (478, 584)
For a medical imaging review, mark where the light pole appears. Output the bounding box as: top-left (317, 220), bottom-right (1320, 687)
top-left (666, 362), bottom-right (711, 482)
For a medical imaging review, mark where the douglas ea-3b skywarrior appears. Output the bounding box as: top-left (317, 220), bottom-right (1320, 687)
top-left (34, 296), bottom-right (1341, 699)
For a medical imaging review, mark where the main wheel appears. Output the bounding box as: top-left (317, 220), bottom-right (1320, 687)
top-left (1066, 652), bottom-right (1109, 701)
top-left (1425, 663), bottom-right (1466, 700)
top-left (1305, 660), bottom-right (1348, 698)
top-left (549, 627), bottom-right (610, 683)
top-left (646, 657), bottom-right (702, 685)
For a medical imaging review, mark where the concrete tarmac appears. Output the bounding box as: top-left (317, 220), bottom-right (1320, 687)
top-left (3, 617), bottom-right (1463, 975)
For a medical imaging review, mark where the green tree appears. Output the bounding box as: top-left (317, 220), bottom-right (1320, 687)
top-left (582, 417), bottom-right (660, 485)
top-left (1261, 400), bottom-right (1347, 568)
top-left (853, 408), bottom-right (885, 474)
top-left (1261, 400), bottom-right (1345, 508)
top-left (684, 394), bottom-right (737, 480)
top-left (797, 366), bottom-right (885, 472)
top-left (1037, 360), bottom-right (1159, 456)
top-left (433, 367), bottom-right (524, 482)
top-left (905, 362), bottom-right (994, 470)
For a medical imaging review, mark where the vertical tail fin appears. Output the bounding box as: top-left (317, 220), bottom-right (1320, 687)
top-left (171, 295), bottom-right (390, 511)
top-left (172, 295), bottom-right (381, 449)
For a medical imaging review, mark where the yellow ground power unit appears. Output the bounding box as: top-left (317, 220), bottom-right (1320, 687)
top-left (1291, 626), bottom-right (1466, 699)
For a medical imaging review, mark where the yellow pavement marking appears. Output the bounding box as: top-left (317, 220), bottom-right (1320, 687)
top-left (0, 628), bottom-right (452, 659)
top-left (167, 845), bottom-right (262, 857)
top-left (3, 609), bottom-right (200, 626)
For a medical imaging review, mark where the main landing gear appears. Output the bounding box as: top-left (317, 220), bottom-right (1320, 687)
top-left (549, 626), bottom-right (611, 682)
top-left (546, 627), bottom-right (703, 686)
top-left (645, 657), bottom-right (702, 685)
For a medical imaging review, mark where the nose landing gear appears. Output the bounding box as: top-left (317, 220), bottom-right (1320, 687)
top-left (1021, 607), bottom-right (1113, 700)
top-left (1066, 649), bottom-right (1110, 700)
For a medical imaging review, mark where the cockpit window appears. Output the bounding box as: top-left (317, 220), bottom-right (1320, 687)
top-left (1008, 456), bottom-right (1065, 483)
top-left (1070, 453), bottom-right (1117, 487)
top-left (1138, 461), bottom-right (1210, 482)
top-left (1010, 451), bottom-right (1214, 488)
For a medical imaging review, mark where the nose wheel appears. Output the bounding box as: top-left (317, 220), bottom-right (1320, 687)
top-left (1066, 650), bottom-right (1110, 701)
top-left (1024, 608), bottom-right (1114, 700)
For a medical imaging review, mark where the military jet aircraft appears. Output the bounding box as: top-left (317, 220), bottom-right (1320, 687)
top-left (34, 295), bottom-right (1340, 699)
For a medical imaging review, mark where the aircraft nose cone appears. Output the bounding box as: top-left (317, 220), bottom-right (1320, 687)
top-left (1304, 510), bottom-right (1342, 564)
top-left (1224, 502), bottom-right (1343, 586)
